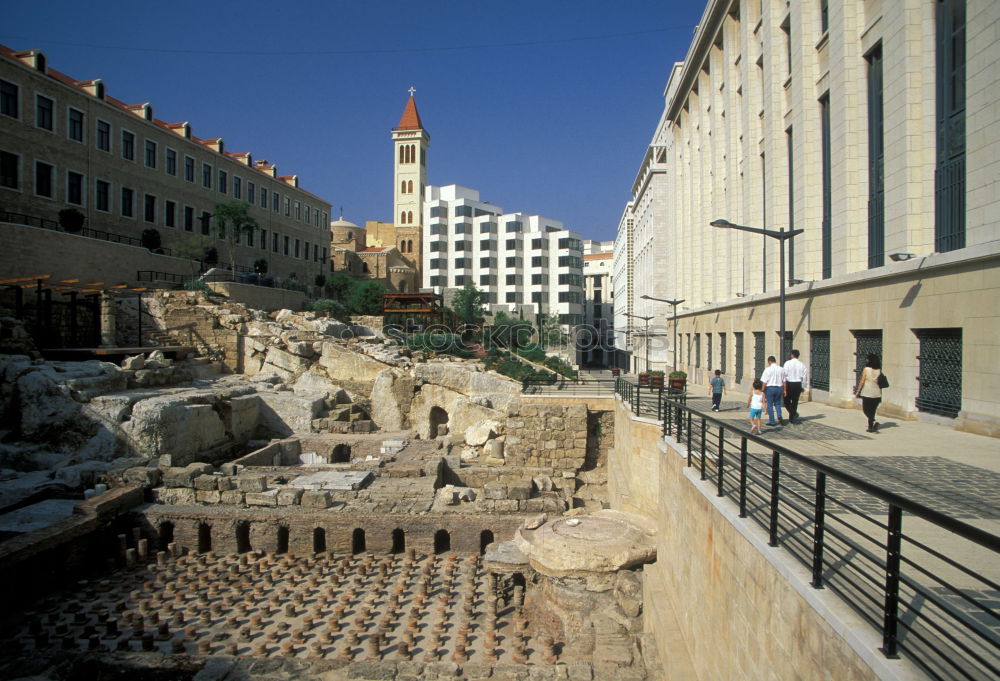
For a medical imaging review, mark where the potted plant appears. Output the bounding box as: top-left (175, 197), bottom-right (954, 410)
top-left (638, 371), bottom-right (649, 386)
top-left (668, 370), bottom-right (688, 393)
top-left (649, 370), bottom-right (665, 389)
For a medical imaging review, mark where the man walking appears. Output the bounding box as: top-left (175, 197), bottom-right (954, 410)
top-left (783, 349), bottom-right (808, 424)
top-left (759, 356), bottom-right (785, 426)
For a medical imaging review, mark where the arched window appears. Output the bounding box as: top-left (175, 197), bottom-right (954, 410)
top-left (391, 529), bottom-right (406, 554)
top-left (400, 211), bottom-right (406, 225)
top-left (362, 262), bottom-right (369, 273)
top-left (313, 528), bottom-right (327, 553)
top-left (197, 523), bottom-right (212, 553)
top-left (352, 528), bottom-right (366, 554)
top-left (407, 180), bottom-right (413, 194)
top-left (158, 521), bottom-right (174, 552)
top-left (399, 146), bottom-right (405, 164)
top-left (434, 529), bottom-right (451, 554)
top-left (236, 521), bottom-right (252, 553)
top-left (408, 239), bottom-right (413, 252)
top-left (407, 211), bottom-right (413, 224)
top-left (480, 529), bottom-right (495, 554)
top-left (401, 180), bottom-right (406, 194)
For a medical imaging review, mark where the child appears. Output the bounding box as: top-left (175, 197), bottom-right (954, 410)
top-left (747, 379), bottom-right (767, 435)
top-left (710, 369), bottom-right (726, 411)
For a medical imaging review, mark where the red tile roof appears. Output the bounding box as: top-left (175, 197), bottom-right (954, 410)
top-left (584, 252), bottom-right (613, 260)
top-left (395, 96), bottom-right (424, 131)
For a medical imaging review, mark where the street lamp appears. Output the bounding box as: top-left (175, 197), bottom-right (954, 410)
top-left (640, 295), bottom-right (685, 370)
top-left (710, 219), bottom-right (803, 362)
top-left (624, 313), bottom-right (653, 373)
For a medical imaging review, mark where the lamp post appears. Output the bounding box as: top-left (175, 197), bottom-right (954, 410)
top-left (624, 313), bottom-right (653, 373)
top-left (710, 219), bottom-right (803, 362)
top-left (640, 295), bottom-right (685, 370)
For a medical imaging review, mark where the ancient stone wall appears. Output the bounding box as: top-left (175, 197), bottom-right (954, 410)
top-left (610, 400), bottom-right (886, 681)
top-left (503, 403), bottom-right (589, 473)
top-left (206, 281), bottom-right (306, 312)
top-left (137, 507), bottom-right (524, 557)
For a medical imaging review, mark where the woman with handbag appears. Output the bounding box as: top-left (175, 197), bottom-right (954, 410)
top-left (854, 354), bottom-right (887, 432)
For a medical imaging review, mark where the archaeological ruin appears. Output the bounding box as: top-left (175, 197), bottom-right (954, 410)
top-left (0, 291), bottom-right (646, 681)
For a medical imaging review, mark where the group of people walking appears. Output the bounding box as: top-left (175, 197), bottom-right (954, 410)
top-left (707, 349), bottom-right (885, 435)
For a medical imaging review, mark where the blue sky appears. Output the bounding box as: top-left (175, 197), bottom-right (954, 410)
top-left (3, 0), bottom-right (705, 241)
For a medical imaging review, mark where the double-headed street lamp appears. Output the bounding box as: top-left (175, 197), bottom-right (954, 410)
top-left (710, 219), bottom-right (803, 362)
top-left (640, 295), bottom-right (685, 370)
top-left (623, 313), bottom-right (653, 373)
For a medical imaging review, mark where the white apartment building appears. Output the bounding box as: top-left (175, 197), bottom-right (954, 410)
top-left (619, 0), bottom-right (999, 435)
top-left (581, 240), bottom-right (614, 367)
top-left (422, 185), bottom-right (584, 326)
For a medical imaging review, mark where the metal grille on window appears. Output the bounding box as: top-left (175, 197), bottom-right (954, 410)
top-left (719, 333), bottom-right (727, 375)
top-left (853, 330), bottom-right (883, 386)
top-left (780, 331), bottom-right (792, 363)
top-left (809, 331), bottom-right (830, 391)
top-left (707, 334), bottom-right (713, 370)
top-left (753, 332), bottom-right (765, 380)
top-left (695, 334), bottom-right (701, 368)
top-left (734, 333), bottom-right (743, 384)
top-left (916, 329), bottom-right (962, 418)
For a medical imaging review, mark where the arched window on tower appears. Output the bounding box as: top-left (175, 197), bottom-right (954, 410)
top-left (401, 180), bottom-right (406, 194)
top-left (407, 180), bottom-right (413, 194)
top-left (407, 211), bottom-right (413, 224)
top-left (399, 146), bottom-right (405, 164)
top-left (407, 240), bottom-right (413, 253)
top-left (400, 211), bottom-right (406, 225)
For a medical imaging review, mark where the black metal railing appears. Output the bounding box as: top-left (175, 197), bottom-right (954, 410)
top-left (2, 210), bottom-right (173, 256)
top-left (136, 271), bottom-right (190, 284)
top-left (614, 378), bottom-right (1000, 681)
top-left (521, 376), bottom-right (617, 395)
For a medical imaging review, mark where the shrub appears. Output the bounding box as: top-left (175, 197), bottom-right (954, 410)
top-left (407, 333), bottom-right (473, 358)
top-left (183, 279), bottom-right (213, 293)
top-left (141, 228), bottom-right (162, 251)
top-left (314, 274), bottom-right (327, 288)
top-left (312, 298), bottom-right (348, 318)
top-left (58, 208), bottom-right (85, 233)
top-left (253, 258), bottom-right (269, 274)
top-left (669, 370), bottom-right (688, 379)
top-left (203, 246), bottom-right (218, 265)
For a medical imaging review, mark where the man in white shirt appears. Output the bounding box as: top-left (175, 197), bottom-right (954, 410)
top-left (783, 349), bottom-right (809, 424)
top-left (759, 356), bottom-right (786, 426)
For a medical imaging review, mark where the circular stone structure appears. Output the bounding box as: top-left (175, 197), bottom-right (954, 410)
top-left (514, 509), bottom-right (657, 577)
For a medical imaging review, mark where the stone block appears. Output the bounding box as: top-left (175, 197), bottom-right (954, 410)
top-left (216, 477), bottom-right (235, 492)
top-left (245, 490), bottom-right (279, 506)
top-left (193, 474), bottom-right (218, 491)
top-left (186, 462), bottom-right (215, 476)
top-left (123, 466), bottom-right (161, 487)
top-left (237, 475), bottom-right (267, 492)
top-left (300, 490), bottom-right (332, 508)
top-left (221, 490), bottom-right (244, 505)
top-left (195, 490), bottom-right (221, 504)
top-left (162, 467), bottom-right (197, 488)
top-left (494, 499), bottom-right (519, 512)
top-left (508, 481), bottom-right (531, 500)
top-left (151, 487), bottom-right (196, 505)
top-left (483, 481), bottom-right (507, 500)
top-left (277, 488), bottom-right (303, 505)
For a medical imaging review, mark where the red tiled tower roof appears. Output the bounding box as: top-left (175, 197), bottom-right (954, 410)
top-left (396, 96), bottom-right (424, 131)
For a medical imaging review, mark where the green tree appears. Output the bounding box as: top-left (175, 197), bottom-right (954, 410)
top-left (451, 283), bottom-right (486, 327)
top-left (348, 280), bottom-right (387, 315)
top-left (172, 234), bottom-right (216, 276)
top-left (213, 200), bottom-right (259, 275)
top-left (489, 310), bottom-right (534, 351)
top-left (324, 272), bottom-right (356, 302)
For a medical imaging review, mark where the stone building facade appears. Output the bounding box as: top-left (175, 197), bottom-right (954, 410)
top-left (616, 0), bottom-right (1000, 435)
top-left (0, 44), bottom-right (332, 283)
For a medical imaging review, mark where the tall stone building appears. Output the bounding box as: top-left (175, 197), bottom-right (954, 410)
top-left (0, 44), bottom-right (332, 283)
top-left (388, 93), bottom-right (426, 280)
top-left (616, 0), bottom-right (1000, 435)
top-left (581, 240), bottom-right (614, 367)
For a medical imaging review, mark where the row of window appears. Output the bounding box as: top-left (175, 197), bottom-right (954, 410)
top-left (0, 77), bottom-right (328, 229)
top-left (428, 205), bottom-right (497, 219)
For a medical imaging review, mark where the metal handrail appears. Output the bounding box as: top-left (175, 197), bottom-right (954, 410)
top-left (614, 377), bottom-right (1000, 681)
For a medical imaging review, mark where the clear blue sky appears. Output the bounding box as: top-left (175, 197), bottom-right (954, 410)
top-left (3, 0), bottom-right (705, 242)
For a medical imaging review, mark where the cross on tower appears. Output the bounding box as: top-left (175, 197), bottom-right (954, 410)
top-left (408, 86), bottom-right (416, 97)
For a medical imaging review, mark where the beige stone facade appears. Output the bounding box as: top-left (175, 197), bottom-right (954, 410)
top-left (0, 45), bottom-right (332, 283)
top-left (618, 0), bottom-right (1000, 434)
